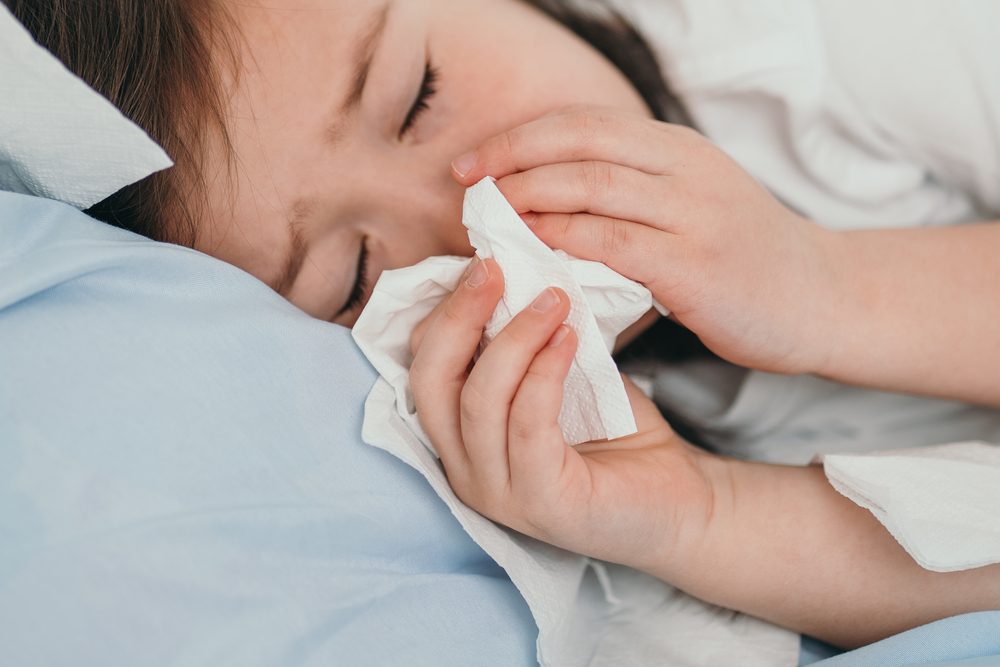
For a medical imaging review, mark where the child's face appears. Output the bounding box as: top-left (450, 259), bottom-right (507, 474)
top-left (197, 0), bottom-right (651, 325)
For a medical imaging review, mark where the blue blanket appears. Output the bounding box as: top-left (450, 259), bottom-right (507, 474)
top-left (3, 192), bottom-right (996, 666)
top-left (802, 612), bottom-right (1000, 666)
top-left (0, 193), bottom-right (537, 665)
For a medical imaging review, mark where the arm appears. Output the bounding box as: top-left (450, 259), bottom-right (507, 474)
top-left (817, 222), bottom-right (1000, 406)
top-left (648, 457), bottom-right (1000, 649)
top-left (408, 260), bottom-right (1000, 651)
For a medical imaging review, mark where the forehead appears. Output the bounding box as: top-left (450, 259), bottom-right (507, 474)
top-left (227, 0), bottom-right (370, 66)
top-left (197, 0), bottom-right (384, 269)
top-left (220, 0), bottom-right (382, 155)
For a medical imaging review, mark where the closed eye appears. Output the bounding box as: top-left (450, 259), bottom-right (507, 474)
top-left (337, 237), bottom-right (370, 317)
top-left (399, 59), bottom-right (439, 138)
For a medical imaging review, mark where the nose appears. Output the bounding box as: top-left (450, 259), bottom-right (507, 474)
top-left (362, 150), bottom-right (474, 259)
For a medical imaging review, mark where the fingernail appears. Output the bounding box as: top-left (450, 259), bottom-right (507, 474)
top-left (521, 212), bottom-right (538, 227)
top-left (465, 258), bottom-right (489, 288)
top-left (531, 288), bottom-right (560, 313)
top-left (452, 151), bottom-right (477, 178)
top-left (549, 325), bottom-right (570, 348)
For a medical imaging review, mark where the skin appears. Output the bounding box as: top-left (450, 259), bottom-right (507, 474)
top-left (192, 0), bottom-right (1000, 650)
top-left (410, 255), bottom-right (1000, 649)
top-left (198, 0), bottom-right (650, 326)
top-left (453, 109), bottom-right (1000, 405)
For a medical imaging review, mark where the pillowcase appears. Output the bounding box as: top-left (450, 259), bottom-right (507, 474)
top-left (0, 192), bottom-right (538, 666)
top-left (0, 4), bottom-right (171, 208)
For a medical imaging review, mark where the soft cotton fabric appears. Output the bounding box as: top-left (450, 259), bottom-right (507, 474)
top-left (808, 612), bottom-right (1000, 666)
top-left (0, 193), bottom-right (539, 666)
top-left (612, 0), bottom-right (1000, 572)
top-left (0, 4), bottom-right (171, 208)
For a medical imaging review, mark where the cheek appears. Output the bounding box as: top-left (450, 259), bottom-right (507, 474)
top-left (433, 2), bottom-right (651, 138)
top-left (379, 217), bottom-right (475, 274)
top-left (439, 58), bottom-right (638, 184)
top-left (419, 217), bottom-right (476, 260)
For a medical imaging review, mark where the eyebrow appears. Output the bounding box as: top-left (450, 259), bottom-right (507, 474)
top-left (276, 2), bottom-right (392, 296)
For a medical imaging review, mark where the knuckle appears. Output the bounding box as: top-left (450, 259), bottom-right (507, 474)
top-left (569, 108), bottom-right (615, 142)
top-left (522, 362), bottom-right (556, 389)
top-left (497, 172), bottom-right (528, 203)
top-left (532, 212), bottom-right (575, 248)
top-left (508, 377), bottom-right (555, 440)
top-left (481, 128), bottom-right (523, 173)
top-left (459, 381), bottom-right (490, 424)
top-left (553, 212), bottom-right (574, 239)
top-left (499, 128), bottom-right (520, 167)
top-left (580, 161), bottom-right (614, 201)
top-left (508, 410), bottom-right (538, 444)
top-left (599, 218), bottom-right (630, 255)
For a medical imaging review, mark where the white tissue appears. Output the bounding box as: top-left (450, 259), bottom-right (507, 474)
top-left (0, 4), bottom-right (173, 208)
top-left (354, 177), bottom-right (653, 448)
top-left (352, 178), bottom-right (798, 665)
top-left (823, 442), bottom-right (1000, 572)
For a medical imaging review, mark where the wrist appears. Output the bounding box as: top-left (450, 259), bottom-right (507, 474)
top-left (798, 224), bottom-right (859, 377)
top-left (639, 448), bottom-right (738, 583)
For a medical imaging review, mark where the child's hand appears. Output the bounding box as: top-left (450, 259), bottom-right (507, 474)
top-left (408, 258), bottom-right (718, 572)
top-left (451, 106), bottom-right (843, 376)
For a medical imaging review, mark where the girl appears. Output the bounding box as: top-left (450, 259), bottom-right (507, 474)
top-left (10, 0), bottom-right (1000, 649)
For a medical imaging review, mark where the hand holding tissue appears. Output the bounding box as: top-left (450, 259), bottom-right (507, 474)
top-left (354, 177), bottom-right (653, 450)
top-left (352, 178), bottom-right (798, 667)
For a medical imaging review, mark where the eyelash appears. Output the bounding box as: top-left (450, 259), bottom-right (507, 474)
top-left (399, 60), bottom-right (439, 138)
top-left (341, 63), bottom-right (438, 316)
top-left (343, 237), bottom-right (370, 315)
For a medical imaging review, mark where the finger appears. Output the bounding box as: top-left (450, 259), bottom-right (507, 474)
top-left (409, 303), bottom-right (437, 358)
top-left (409, 259), bottom-right (477, 357)
top-left (460, 287), bottom-right (571, 487)
top-left (451, 107), bottom-right (694, 184)
top-left (496, 161), bottom-right (672, 229)
top-left (409, 258), bottom-right (504, 471)
top-left (526, 211), bottom-right (673, 287)
top-left (507, 325), bottom-right (579, 496)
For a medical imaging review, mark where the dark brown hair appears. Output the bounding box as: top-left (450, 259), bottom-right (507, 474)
top-left (526, 0), bottom-right (682, 123)
top-left (3, 0), bottom-right (238, 244)
top-left (4, 0), bottom-right (676, 245)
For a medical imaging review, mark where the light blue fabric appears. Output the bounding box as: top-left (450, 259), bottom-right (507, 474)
top-left (4, 193), bottom-right (997, 667)
top-left (799, 636), bottom-right (841, 664)
top-left (801, 612), bottom-right (1000, 666)
top-left (0, 193), bottom-right (538, 666)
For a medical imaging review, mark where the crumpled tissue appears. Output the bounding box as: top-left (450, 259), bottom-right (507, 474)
top-left (822, 441), bottom-right (1000, 572)
top-left (0, 3), bottom-right (172, 209)
top-left (354, 177), bottom-right (652, 448)
top-left (352, 178), bottom-right (798, 666)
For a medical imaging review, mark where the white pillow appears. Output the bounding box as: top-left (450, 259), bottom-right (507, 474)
top-left (0, 3), bottom-right (172, 209)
